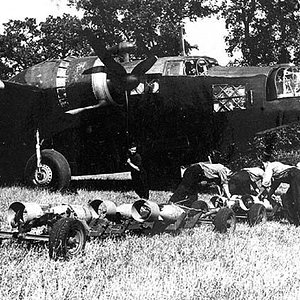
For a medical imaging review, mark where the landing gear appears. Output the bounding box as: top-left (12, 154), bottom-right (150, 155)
top-left (24, 149), bottom-right (71, 191)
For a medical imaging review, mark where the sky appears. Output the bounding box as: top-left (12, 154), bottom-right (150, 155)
top-left (0, 0), bottom-right (235, 65)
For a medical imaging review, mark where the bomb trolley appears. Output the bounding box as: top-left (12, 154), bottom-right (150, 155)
top-left (0, 199), bottom-right (236, 259)
top-left (208, 193), bottom-right (284, 227)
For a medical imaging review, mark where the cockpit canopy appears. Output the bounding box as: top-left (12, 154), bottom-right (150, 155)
top-left (163, 57), bottom-right (219, 76)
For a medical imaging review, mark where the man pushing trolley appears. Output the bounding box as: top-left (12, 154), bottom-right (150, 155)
top-left (169, 162), bottom-right (232, 207)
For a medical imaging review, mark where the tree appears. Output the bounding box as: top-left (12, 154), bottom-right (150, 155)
top-left (0, 18), bottom-right (43, 78)
top-left (0, 14), bottom-right (90, 78)
top-left (39, 14), bottom-right (90, 59)
top-left (220, 0), bottom-right (300, 66)
top-left (69, 0), bottom-right (217, 58)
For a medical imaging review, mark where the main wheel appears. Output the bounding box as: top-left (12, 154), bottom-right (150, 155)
top-left (247, 203), bottom-right (267, 226)
top-left (24, 149), bottom-right (71, 191)
top-left (213, 207), bottom-right (236, 233)
top-left (49, 218), bottom-right (87, 260)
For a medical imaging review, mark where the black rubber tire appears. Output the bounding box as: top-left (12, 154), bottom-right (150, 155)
top-left (24, 149), bottom-right (71, 191)
top-left (247, 203), bottom-right (267, 226)
top-left (213, 207), bottom-right (236, 233)
top-left (49, 218), bottom-right (87, 260)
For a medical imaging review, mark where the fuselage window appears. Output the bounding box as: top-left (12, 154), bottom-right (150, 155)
top-left (196, 59), bottom-right (208, 75)
top-left (164, 59), bottom-right (212, 76)
top-left (164, 61), bottom-right (183, 76)
top-left (212, 84), bottom-right (247, 112)
top-left (185, 60), bottom-right (197, 75)
top-left (131, 78), bottom-right (160, 95)
top-left (275, 67), bottom-right (300, 98)
top-left (184, 59), bottom-right (208, 76)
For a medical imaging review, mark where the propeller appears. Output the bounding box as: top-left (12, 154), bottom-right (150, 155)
top-left (83, 29), bottom-right (157, 145)
top-left (83, 28), bottom-right (157, 93)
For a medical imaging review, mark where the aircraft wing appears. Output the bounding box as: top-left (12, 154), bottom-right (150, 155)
top-left (0, 80), bottom-right (78, 144)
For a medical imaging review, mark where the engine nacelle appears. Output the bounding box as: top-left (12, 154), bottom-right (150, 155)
top-left (9, 56), bottom-right (121, 115)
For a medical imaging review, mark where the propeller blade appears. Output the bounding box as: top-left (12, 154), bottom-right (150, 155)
top-left (83, 29), bottom-right (127, 77)
top-left (82, 66), bottom-right (106, 75)
top-left (131, 55), bottom-right (158, 76)
top-left (83, 29), bottom-right (157, 93)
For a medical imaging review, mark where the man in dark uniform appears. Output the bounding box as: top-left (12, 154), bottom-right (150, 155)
top-left (259, 154), bottom-right (300, 226)
top-left (229, 167), bottom-right (264, 196)
top-left (169, 162), bottom-right (232, 207)
top-left (127, 143), bottom-right (149, 199)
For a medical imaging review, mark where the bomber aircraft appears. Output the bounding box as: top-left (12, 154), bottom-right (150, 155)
top-left (127, 61), bottom-right (300, 167)
top-left (1, 29), bottom-right (300, 190)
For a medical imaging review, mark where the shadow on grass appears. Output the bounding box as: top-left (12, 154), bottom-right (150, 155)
top-left (69, 176), bottom-right (180, 193)
top-left (69, 178), bottom-right (132, 192)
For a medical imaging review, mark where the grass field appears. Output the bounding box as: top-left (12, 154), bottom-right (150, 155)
top-left (0, 181), bottom-right (300, 300)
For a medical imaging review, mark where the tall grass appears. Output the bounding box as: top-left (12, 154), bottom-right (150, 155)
top-left (0, 185), bottom-right (300, 300)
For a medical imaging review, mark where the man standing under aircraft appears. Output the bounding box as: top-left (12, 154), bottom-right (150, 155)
top-left (127, 143), bottom-right (149, 199)
top-left (169, 162), bottom-right (232, 206)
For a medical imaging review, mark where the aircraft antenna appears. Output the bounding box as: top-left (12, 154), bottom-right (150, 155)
top-left (180, 25), bottom-right (186, 56)
top-left (125, 90), bottom-right (130, 145)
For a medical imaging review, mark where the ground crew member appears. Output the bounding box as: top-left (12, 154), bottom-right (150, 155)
top-left (169, 162), bottom-right (232, 206)
top-left (127, 143), bottom-right (149, 199)
top-left (229, 167), bottom-right (264, 196)
top-left (260, 154), bottom-right (300, 226)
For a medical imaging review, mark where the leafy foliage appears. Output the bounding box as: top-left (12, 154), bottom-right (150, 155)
top-left (1, 0), bottom-right (300, 75)
top-left (0, 18), bottom-right (43, 78)
top-left (39, 14), bottom-right (91, 59)
top-left (0, 15), bottom-right (90, 78)
top-left (0, 1), bottom-right (217, 78)
top-left (219, 0), bottom-right (300, 66)
top-left (229, 123), bottom-right (300, 170)
top-left (69, 0), bottom-right (217, 58)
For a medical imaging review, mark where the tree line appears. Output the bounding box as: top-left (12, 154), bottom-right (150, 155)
top-left (0, 0), bottom-right (300, 78)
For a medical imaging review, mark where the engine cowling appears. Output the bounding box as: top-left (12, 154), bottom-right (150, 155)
top-left (9, 56), bottom-right (120, 114)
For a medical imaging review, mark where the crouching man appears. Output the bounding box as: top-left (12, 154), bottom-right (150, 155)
top-left (229, 167), bottom-right (264, 196)
top-left (169, 162), bottom-right (232, 207)
top-left (260, 154), bottom-right (300, 226)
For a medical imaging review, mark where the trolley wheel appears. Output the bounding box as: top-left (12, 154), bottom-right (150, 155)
top-left (213, 207), bottom-right (236, 233)
top-left (49, 218), bottom-right (86, 260)
top-left (247, 203), bottom-right (267, 226)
